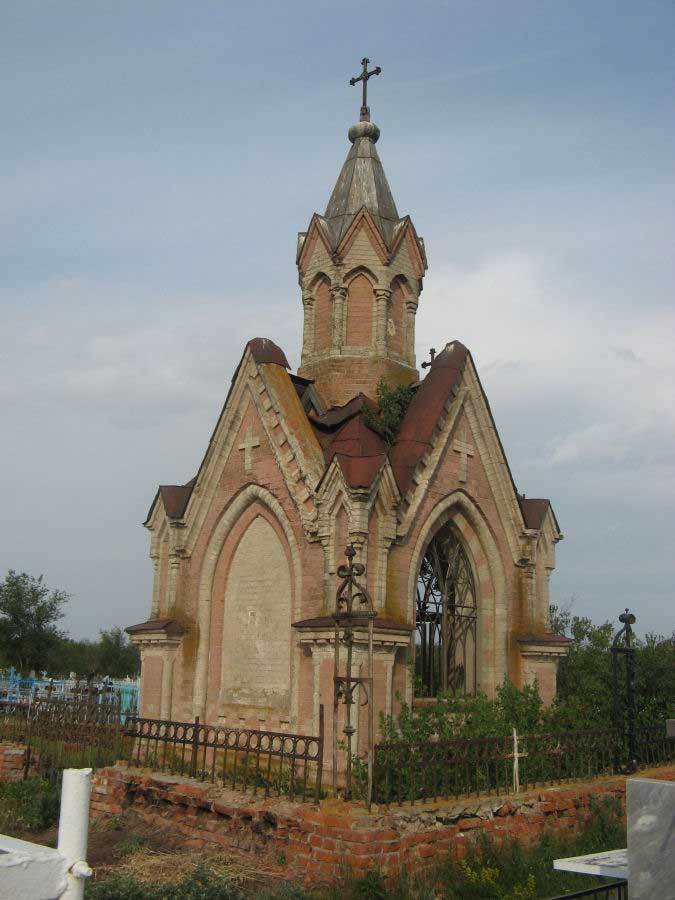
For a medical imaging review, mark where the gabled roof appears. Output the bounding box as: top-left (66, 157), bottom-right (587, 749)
top-left (328, 410), bottom-right (387, 489)
top-left (389, 341), bottom-right (468, 494)
top-left (145, 337), bottom-right (559, 536)
top-left (144, 337), bottom-right (290, 527)
top-left (389, 341), bottom-right (559, 535)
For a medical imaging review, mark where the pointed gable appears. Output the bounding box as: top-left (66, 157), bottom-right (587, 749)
top-left (390, 341), bottom-right (468, 494)
top-left (328, 411), bottom-right (387, 489)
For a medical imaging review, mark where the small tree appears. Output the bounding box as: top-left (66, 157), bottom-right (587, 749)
top-left (0, 571), bottom-right (67, 674)
top-left (364, 378), bottom-right (416, 445)
top-left (96, 627), bottom-right (140, 678)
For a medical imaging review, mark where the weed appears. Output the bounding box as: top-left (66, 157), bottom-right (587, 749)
top-left (0, 777), bottom-right (60, 835)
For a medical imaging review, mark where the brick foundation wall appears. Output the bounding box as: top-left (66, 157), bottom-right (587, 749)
top-left (0, 743), bottom-right (39, 781)
top-left (90, 762), bottom-right (675, 883)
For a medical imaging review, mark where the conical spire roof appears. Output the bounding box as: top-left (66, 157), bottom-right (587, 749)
top-left (324, 120), bottom-right (400, 249)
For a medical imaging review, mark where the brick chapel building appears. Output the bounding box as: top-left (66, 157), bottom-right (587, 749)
top-left (127, 75), bottom-right (568, 748)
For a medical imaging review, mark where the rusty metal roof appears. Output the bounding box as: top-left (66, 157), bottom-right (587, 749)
top-left (125, 618), bottom-right (186, 636)
top-left (519, 497), bottom-right (553, 530)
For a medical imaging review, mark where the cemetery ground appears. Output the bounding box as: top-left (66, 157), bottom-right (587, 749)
top-left (0, 774), bottom-right (631, 898)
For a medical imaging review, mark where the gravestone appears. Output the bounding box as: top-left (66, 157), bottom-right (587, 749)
top-left (627, 777), bottom-right (675, 899)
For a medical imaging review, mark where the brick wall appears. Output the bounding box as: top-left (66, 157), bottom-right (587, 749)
top-left (0, 743), bottom-right (39, 781)
top-left (89, 763), bottom-right (675, 884)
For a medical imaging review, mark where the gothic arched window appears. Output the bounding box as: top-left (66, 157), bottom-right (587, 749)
top-left (414, 523), bottom-right (477, 697)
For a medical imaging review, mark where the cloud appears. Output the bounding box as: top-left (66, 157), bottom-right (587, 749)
top-left (417, 251), bottom-right (675, 480)
top-left (2, 277), bottom-right (303, 425)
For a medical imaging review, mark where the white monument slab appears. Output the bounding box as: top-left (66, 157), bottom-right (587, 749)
top-left (627, 777), bottom-right (675, 900)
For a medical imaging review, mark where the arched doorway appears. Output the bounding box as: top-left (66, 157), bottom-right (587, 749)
top-left (414, 522), bottom-right (477, 697)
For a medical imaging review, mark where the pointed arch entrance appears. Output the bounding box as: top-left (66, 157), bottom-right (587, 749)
top-left (415, 523), bottom-right (477, 697)
top-left (407, 491), bottom-right (508, 702)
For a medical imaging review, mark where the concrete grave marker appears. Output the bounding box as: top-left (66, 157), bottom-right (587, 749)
top-left (628, 777), bottom-right (675, 899)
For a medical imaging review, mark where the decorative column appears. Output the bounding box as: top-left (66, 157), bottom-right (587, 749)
top-left (331, 285), bottom-right (347, 351)
top-left (166, 523), bottom-right (186, 613)
top-left (404, 298), bottom-right (418, 365)
top-left (301, 291), bottom-right (316, 365)
top-left (374, 288), bottom-right (391, 354)
top-left (160, 649), bottom-right (175, 720)
top-left (149, 547), bottom-right (161, 618)
top-left (166, 554), bottom-right (181, 611)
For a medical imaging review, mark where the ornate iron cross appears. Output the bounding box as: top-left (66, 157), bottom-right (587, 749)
top-left (349, 57), bottom-right (381, 121)
top-left (332, 544), bottom-right (375, 806)
top-left (421, 347), bottom-right (436, 370)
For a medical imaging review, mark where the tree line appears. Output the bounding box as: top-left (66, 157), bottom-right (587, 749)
top-left (0, 570), bottom-right (139, 679)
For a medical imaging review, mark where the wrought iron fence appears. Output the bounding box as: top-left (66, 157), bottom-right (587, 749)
top-left (0, 695), bottom-right (127, 782)
top-left (373, 723), bottom-right (675, 806)
top-left (549, 881), bottom-right (627, 899)
top-left (124, 708), bottom-right (324, 803)
top-left (0, 672), bottom-right (139, 720)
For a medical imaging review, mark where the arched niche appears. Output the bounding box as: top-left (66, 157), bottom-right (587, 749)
top-left (218, 514), bottom-right (292, 711)
top-left (193, 484), bottom-right (301, 720)
top-left (345, 272), bottom-right (374, 347)
top-left (388, 275), bottom-right (410, 355)
top-left (312, 273), bottom-right (332, 352)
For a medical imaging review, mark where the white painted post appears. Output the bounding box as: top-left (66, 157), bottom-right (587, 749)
top-left (512, 728), bottom-right (520, 794)
top-left (57, 768), bottom-right (93, 900)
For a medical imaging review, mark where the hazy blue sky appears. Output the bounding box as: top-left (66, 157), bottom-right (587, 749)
top-left (2, 1), bottom-right (674, 640)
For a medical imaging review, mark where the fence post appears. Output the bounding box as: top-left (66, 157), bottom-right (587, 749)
top-left (57, 768), bottom-right (93, 900)
top-left (190, 716), bottom-right (200, 778)
top-left (611, 609), bottom-right (638, 774)
top-left (315, 704), bottom-right (324, 803)
top-left (22, 687), bottom-right (38, 781)
top-left (512, 728), bottom-right (520, 794)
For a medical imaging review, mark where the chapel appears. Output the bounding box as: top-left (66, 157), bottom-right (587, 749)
top-left (127, 62), bottom-right (568, 752)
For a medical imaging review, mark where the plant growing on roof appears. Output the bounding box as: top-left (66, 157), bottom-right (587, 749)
top-left (363, 377), bottom-right (415, 446)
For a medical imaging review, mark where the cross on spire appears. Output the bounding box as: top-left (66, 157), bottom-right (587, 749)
top-left (349, 57), bottom-right (382, 122)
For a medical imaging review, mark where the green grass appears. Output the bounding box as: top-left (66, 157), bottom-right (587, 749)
top-left (0, 777), bottom-right (61, 835)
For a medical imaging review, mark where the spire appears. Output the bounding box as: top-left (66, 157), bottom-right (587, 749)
top-left (323, 58), bottom-right (400, 250)
top-left (324, 121), bottom-right (400, 250)
top-left (296, 59), bottom-right (427, 409)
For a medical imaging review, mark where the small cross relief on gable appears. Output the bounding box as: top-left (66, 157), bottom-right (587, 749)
top-left (452, 429), bottom-right (475, 483)
top-left (238, 425), bottom-right (260, 474)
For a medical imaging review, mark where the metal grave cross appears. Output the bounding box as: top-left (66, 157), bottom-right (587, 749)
top-left (349, 57), bottom-right (382, 120)
top-left (453, 429), bottom-right (475, 483)
top-left (238, 425), bottom-right (260, 474)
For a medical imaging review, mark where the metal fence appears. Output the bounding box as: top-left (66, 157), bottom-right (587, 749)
top-left (0, 672), bottom-right (139, 720)
top-left (373, 723), bottom-right (675, 806)
top-left (0, 696), bottom-right (127, 782)
top-left (124, 708), bottom-right (325, 803)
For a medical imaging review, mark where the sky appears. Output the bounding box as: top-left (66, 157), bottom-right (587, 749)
top-left (1, 1), bottom-right (674, 640)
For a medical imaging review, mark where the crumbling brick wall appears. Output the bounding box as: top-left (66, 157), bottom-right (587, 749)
top-left (89, 762), bottom-right (675, 883)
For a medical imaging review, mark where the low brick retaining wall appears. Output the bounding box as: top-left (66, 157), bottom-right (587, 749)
top-left (0, 743), bottom-right (38, 781)
top-left (89, 762), bottom-right (675, 882)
